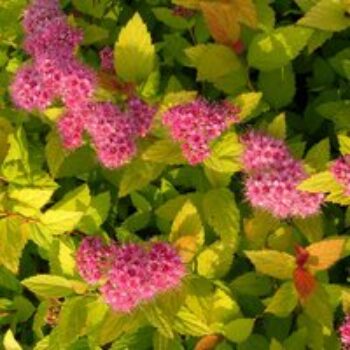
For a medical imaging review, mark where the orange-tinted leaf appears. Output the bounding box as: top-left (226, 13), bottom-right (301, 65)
top-left (306, 238), bottom-right (346, 272)
top-left (234, 0), bottom-right (258, 28)
top-left (293, 267), bottom-right (316, 300)
top-left (174, 235), bottom-right (200, 263)
top-left (200, 2), bottom-right (241, 45)
top-left (194, 334), bottom-right (224, 350)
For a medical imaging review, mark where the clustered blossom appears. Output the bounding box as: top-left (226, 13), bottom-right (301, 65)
top-left (163, 98), bottom-right (240, 164)
top-left (242, 131), bottom-right (324, 219)
top-left (99, 47), bottom-right (114, 71)
top-left (76, 237), bottom-right (186, 313)
top-left (340, 315), bottom-right (350, 349)
top-left (330, 156), bottom-right (350, 196)
top-left (11, 0), bottom-right (157, 170)
top-left (75, 236), bottom-right (117, 284)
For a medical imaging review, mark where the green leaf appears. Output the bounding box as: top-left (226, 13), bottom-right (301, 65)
top-left (22, 275), bottom-right (75, 298)
top-left (245, 250), bottom-right (296, 279)
top-left (204, 132), bottom-right (243, 174)
top-left (72, 0), bottom-right (109, 18)
top-left (170, 200), bottom-right (204, 262)
top-left (248, 26), bottom-right (313, 71)
top-left (293, 215), bottom-right (324, 242)
top-left (265, 282), bottom-right (298, 317)
top-left (223, 318), bottom-right (255, 343)
top-left (142, 140), bottom-right (185, 165)
top-left (0, 217), bottom-right (29, 273)
top-left (54, 297), bottom-right (90, 347)
top-left (81, 23), bottom-right (108, 45)
top-left (303, 284), bottom-right (333, 330)
top-left (202, 188), bottom-right (240, 246)
top-left (45, 131), bottom-right (96, 178)
top-left (3, 329), bottom-right (22, 350)
top-left (283, 328), bottom-right (307, 350)
top-left (115, 13), bottom-right (156, 82)
top-left (111, 327), bottom-right (154, 350)
top-left (119, 159), bottom-right (164, 197)
top-left (153, 332), bottom-right (182, 350)
top-left (230, 272), bottom-right (272, 297)
top-left (298, 0), bottom-right (350, 31)
top-left (266, 113), bottom-right (287, 140)
top-left (317, 101), bottom-right (350, 130)
top-left (258, 64), bottom-right (296, 109)
top-left (305, 139), bottom-right (330, 171)
top-left (197, 241), bottom-right (234, 279)
top-left (153, 8), bottom-right (192, 30)
top-left (329, 48), bottom-right (350, 79)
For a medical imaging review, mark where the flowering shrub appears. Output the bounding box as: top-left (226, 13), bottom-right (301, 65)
top-left (0, 0), bottom-right (350, 349)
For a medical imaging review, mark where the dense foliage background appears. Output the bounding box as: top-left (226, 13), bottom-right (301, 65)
top-left (0, 0), bottom-right (350, 349)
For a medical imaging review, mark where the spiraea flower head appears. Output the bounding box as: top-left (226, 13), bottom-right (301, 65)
top-left (22, 0), bottom-right (63, 35)
top-left (76, 236), bottom-right (118, 285)
top-left (242, 131), bottom-right (324, 219)
top-left (340, 315), bottom-right (350, 349)
top-left (330, 156), bottom-right (350, 196)
top-left (24, 17), bottom-right (83, 60)
top-left (163, 98), bottom-right (239, 165)
top-left (57, 109), bottom-right (85, 150)
top-left (99, 47), bottom-right (114, 71)
top-left (100, 242), bottom-right (186, 313)
top-left (127, 97), bottom-right (157, 137)
top-left (10, 64), bottom-right (55, 111)
top-left (85, 102), bottom-right (137, 168)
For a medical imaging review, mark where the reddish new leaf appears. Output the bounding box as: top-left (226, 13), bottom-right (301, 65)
top-left (293, 267), bottom-right (316, 300)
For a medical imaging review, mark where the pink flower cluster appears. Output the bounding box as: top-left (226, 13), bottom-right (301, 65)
top-left (76, 237), bottom-right (186, 313)
top-left (242, 131), bottom-right (324, 219)
top-left (330, 156), bottom-right (350, 196)
top-left (163, 98), bottom-right (240, 164)
top-left (340, 315), bottom-right (350, 349)
top-left (11, 0), bottom-right (157, 169)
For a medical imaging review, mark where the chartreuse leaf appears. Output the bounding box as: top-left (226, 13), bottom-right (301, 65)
top-left (204, 132), bottom-right (243, 174)
top-left (266, 113), bottom-right (287, 140)
top-left (202, 188), bottom-right (240, 246)
top-left (111, 327), bottom-right (154, 350)
top-left (170, 200), bottom-right (204, 262)
top-left (230, 272), bottom-right (272, 297)
top-left (153, 8), bottom-right (192, 30)
top-left (22, 275), bottom-right (75, 298)
top-left (197, 240), bottom-right (234, 279)
top-left (303, 284), bottom-right (333, 330)
top-left (293, 215), bottom-right (324, 242)
top-left (338, 134), bottom-right (350, 155)
top-left (265, 282), bottom-right (298, 317)
top-left (283, 328), bottom-right (308, 350)
top-left (0, 117), bottom-right (13, 164)
top-left (298, 0), bottom-right (350, 31)
top-left (49, 238), bottom-right (76, 277)
top-left (306, 237), bottom-right (346, 272)
top-left (258, 64), bottom-right (296, 109)
top-left (39, 210), bottom-right (84, 235)
top-left (248, 26), bottom-right (313, 71)
top-left (119, 159), bottom-right (164, 197)
top-left (3, 329), bottom-right (22, 350)
top-left (234, 92), bottom-right (263, 121)
top-left (297, 171), bottom-right (340, 193)
top-left (115, 13), bottom-right (156, 83)
top-left (270, 339), bottom-right (284, 350)
top-left (245, 250), bottom-right (296, 280)
top-left (223, 318), bottom-right (255, 343)
top-left (0, 217), bottom-right (29, 273)
top-left (256, 0), bottom-right (275, 31)
top-left (72, 0), bottom-right (109, 18)
top-left (305, 139), bottom-right (330, 171)
top-left (142, 140), bottom-right (185, 165)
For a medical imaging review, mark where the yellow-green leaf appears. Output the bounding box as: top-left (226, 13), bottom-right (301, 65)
top-left (267, 113), bottom-right (287, 140)
top-left (142, 140), bottom-right (185, 165)
top-left (3, 329), bottom-right (22, 350)
top-left (114, 13), bottom-right (156, 82)
top-left (234, 92), bottom-right (263, 121)
top-left (338, 134), bottom-right (350, 155)
top-left (223, 318), bottom-right (255, 343)
top-left (297, 171), bottom-right (339, 192)
top-left (245, 250), bottom-right (296, 279)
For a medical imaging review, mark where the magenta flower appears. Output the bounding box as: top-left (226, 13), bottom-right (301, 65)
top-left (331, 156), bottom-right (350, 196)
top-left (163, 98), bottom-right (239, 165)
top-left (22, 0), bottom-right (63, 35)
top-left (128, 97), bottom-right (157, 137)
top-left (99, 47), bottom-right (114, 71)
top-left (242, 131), bottom-right (324, 219)
top-left (10, 64), bottom-right (55, 111)
top-left (85, 102), bottom-right (137, 168)
top-left (75, 236), bottom-right (117, 285)
top-left (100, 242), bottom-right (186, 313)
top-left (340, 315), bottom-right (350, 349)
